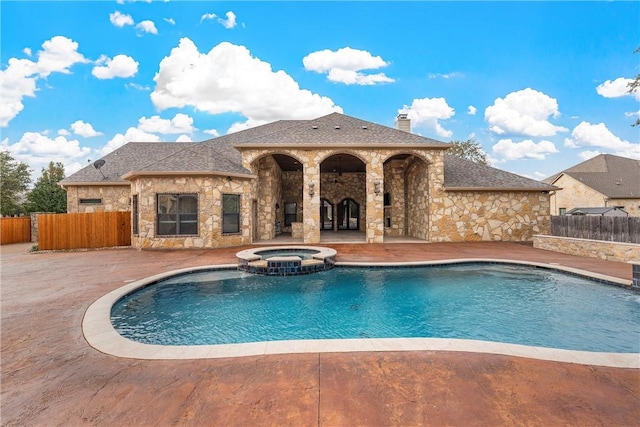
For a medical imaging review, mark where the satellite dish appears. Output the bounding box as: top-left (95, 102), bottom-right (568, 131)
top-left (93, 159), bottom-right (106, 179)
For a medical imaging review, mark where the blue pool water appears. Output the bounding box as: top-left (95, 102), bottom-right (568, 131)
top-left (111, 264), bottom-right (640, 353)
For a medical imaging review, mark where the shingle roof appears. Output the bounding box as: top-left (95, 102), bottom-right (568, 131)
top-left (443, 155), bottom-right (556, 191)
top-left (230, 113), bottom-right (450, 147)
top-left (60, 142), bottom-right (191, 184)
top-left (566, 207), bottom-right (627, 215)
top-left (545, 154), bottom-right (640, 198)
top-left (62, 113), bottom-right (555, 192)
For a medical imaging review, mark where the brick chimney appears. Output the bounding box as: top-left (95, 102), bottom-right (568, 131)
top-left (395, 113), bottom-right (411, 133)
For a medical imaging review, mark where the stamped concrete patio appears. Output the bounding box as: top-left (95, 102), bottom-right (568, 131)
top-left (1, 242), bottom-right (638, 426)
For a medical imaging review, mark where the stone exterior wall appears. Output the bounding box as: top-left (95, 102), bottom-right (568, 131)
top-left (605, 199), bottom-right (640, 217)
top-left (384, 159), bottom-right (407, 236)
top-left (550, 174), bottom-right (640, 216)
top-left (255, 156), bottom-right (282, 240)
top-left (430, 191), bottom-right (551, 242)
top-left (130, 175), bottom-right (253, 249)
top-left (406, 159), bottom-right (430, 240)
top-left (66, 185), bottom-right (131, 213)
top-left (533, 234), bottom-right (640, 264)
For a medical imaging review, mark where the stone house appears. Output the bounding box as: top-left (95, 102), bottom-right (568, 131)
top-left (545, 154), bottom-right (640, 217)
top-left (60, 112), bottom-right (556, 249)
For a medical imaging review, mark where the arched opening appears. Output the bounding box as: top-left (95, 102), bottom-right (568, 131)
top-left (250, 153), bottom-right (303, 241)
top-left (320, 153), bottom-right (366, 233)
top-left (337, 198), bottom-right (360, 230)
top-left (320, 198), bottom-right (333, 230)
top-left (383, 153), bottom-right (430, 241)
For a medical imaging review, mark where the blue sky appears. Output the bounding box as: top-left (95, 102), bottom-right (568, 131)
top-left (2, 1), bottom-right (639, 182)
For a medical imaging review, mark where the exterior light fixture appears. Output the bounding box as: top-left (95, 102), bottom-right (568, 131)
top-left (308, 181), bottom-right (315, 196)
top-left (374, 180), bottom-right (381, 194)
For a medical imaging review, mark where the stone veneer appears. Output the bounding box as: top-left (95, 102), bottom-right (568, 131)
top-left (130, 175), bottom-right (253, 249)
top-left (533, 234), bottom-right (640, 264)
top-left (66, 185), bottom-right (131, 213)
top-left (431, 192), bottom-right (551, 242)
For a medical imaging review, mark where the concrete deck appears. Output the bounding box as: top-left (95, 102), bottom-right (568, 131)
top-left (1, 242), bottom-right (638, 426)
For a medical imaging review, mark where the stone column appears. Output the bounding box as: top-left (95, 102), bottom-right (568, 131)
top-left (366, 155), bottom-right (384, 243)
top-left (303, 155), bottom-right (320, 243)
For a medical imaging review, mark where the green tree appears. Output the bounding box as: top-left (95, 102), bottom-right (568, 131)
top-left (0, 151), bottom-right (31, 215)
top-left (448, 138), bottom-right (489, 165)
top-left (25, 162), bottom-right (67, 213)
top-left (628, 47), bottom-right (639, 126)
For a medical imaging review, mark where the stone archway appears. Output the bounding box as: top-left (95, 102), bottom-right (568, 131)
top-left (320, 154), bottom-right (366, 232)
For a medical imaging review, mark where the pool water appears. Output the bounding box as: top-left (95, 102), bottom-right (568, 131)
top-left (111, 265), bottom-right (640, 353)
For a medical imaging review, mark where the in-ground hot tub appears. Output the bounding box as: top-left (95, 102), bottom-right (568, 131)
top-left (236, 246), bottom-right (337, 275)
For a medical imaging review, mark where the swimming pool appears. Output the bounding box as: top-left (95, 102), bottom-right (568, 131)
top-left (110, 264), bottom-right (640, 353)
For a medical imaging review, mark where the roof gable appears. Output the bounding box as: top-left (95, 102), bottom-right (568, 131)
top-left (548, 154), bottom-right (640, 198)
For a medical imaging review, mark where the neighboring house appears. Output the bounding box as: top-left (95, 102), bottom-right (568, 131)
top-left (566, 207), bottom-right (628, 217)
top-left (545, 154), bottom-right (640, 216)
top-left (60, 112), bottom-right (556, 249)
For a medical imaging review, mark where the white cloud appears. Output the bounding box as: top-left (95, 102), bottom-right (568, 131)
top-left (578, 150), bottom-right (602, 161)
top-left (218, 11), bottom-right (236, 29)
top-left (201, 11), bottom-right (237, 29)
top-left (484, 88), bottom-right (568, 137)
top-left (58, 129), bottom-right (70, 136)
top-left (23, 47), bottom-right (32, 57)
top-left (175, 135), bottom-right (192, 142)
top-left (467, 105), bottom-right (477, 115)
top-left (1, 132), bottom-right (91, 177)
top-left (399, 97), bottom-right (455, 138)
top-left (204, 129), bottom-right (220, 137)
top-left (100, 127), bottom-right (160, 156)
top-left (303, 47), bottom-right (394, 85)
top-left (492, 139), bottom-right (559, 160)
top-left (428, 72), bottom-right (463, 79)
top-left (151, 39), bottom-right (342, 132)
top-left (110, 11), bottom-right (134, 27)
top-left (164, 17), bottom-right (175, 25)
top-left (138, 113), bottom-right (196, 134)
top-left (564, 121), bottom-right (640, 159)
top-left (92, 54), bottom-right (138, 79)
top-left (126, 82), bottom-right (151, 91)
top-left (201, 13), bottom-right (217, 22)
top-left (0, 36), bottom-right (87, 127)
top-left (596, 77), bottom-right (640, 100)
top-left (625, 110), bottom-right (640, 119)
top-left (70, 120), bottom-right (102, 137)
top-left (136, 20), bottom-right (158, 35)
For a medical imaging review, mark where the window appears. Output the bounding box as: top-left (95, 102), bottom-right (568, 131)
top-left (80, 198), bottom-right (102, 204)
top-left (559, 207), bottom-right (566, 216)
top-left (222, 194), bottom-right (240, 234)
top-left (284, 202), bottom-right (297, 226)
top-left (157, 194), bottom-right (198, 236)
top-left (132, 195), bottom-right (139, 235)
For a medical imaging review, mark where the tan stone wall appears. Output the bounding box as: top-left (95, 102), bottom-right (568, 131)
top-left (383, 159), bottom-right (406, 236)
top-left (605, 199), bottom-right (640, 216)
top-left (534, 234), bottom-right (640, 263)
top-left (406, 159), bottom-right (430, 240)
top-left (130, 176), bottom-right (252, 249)
top-left (66, 185), bottom-right (131, 213)
top-left (255, 156), bottom-right (282, 240)
top-left (550, 174), bottom-right (606, 215)
top-left (431, 191), bottom-right (551, 242)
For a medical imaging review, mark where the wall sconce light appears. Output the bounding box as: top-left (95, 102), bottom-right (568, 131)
top-left (308, 181), bottom-right (315, 197)
top-left (374, 180), bottom-right (381, 194)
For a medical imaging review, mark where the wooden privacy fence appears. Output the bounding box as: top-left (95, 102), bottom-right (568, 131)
top-left (551, 215), bottom-right (640, 244)
top-left (1, 217), bottom-right (31, 245)
top-left (38, 212), bottom-right (131, 250)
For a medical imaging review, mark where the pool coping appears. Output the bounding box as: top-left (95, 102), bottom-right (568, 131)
top-left (82, 258), bottom-right (639, 368)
